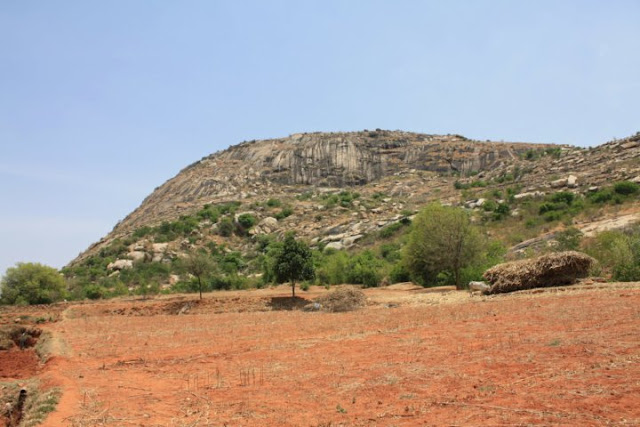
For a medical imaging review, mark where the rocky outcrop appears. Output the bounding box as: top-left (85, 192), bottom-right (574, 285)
top-left (111, 131), bottom-right (550, 235)
top-left (70, 130), bottom-right (640, 267)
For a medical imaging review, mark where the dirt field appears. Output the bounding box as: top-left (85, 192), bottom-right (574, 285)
top-left (2, 283), bottom-right (640, 426)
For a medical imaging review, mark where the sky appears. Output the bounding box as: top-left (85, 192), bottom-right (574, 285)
top-left (1, 0), bottom-right (639, 275)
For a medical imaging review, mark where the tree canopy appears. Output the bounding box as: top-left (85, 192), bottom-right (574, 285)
top-left (269, 233), bottom-right (315, 297)
top-left (403, 203), bottom-right (482, 289)
top-left (1, 262), bottom-right (67, 305)
top-left (184, 252), bottom-right (216, 300)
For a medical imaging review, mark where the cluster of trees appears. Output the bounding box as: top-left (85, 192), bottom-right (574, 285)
top-left (0, 203), bottom-right (496, 304)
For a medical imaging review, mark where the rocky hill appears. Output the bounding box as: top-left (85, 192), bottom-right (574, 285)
top-left (70, 130), bottom-right (640, 271)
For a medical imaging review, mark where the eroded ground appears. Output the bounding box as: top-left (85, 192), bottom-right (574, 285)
top-left (2, 283), bottom-right (640, 426)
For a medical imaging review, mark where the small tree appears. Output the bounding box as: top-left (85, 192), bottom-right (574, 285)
top-left (184, 252), bottom-right (215, 300)
top-left (403, 203), bottom-right (482, 289)
top-left (1, 262), bottom-right (67, 305)
top-left (271, 233), bottom-right (315, 297)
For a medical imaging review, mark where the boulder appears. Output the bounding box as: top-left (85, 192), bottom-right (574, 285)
top-left (127, 251), bottom-right (146, 262)
top-left (342, 234), bottom-right (363, 248)
top-left (152, 243), bottom-right (169, 254)
top-left (107, 259), bottom-right (133, 271)
top-left (324, 241), bottom-right (344, 251)
top-left (567, 175), bottom-right (578, 188)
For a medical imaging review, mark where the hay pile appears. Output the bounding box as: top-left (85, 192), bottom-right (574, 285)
top-left (313, 288), bottom-right (367, 312)
top-left (483, 251), bottom-right (595, 294)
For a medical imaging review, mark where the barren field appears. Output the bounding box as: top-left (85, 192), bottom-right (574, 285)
top-left (2, 283), bottom-right (640, 426)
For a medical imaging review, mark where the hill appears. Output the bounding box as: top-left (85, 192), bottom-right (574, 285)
top-left (65, 130), bottom-right (640, 296)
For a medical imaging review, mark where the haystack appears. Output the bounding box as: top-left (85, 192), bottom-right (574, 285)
top-left (483, 251), bottom-right (595, 294)
top-left (313, 287), bottom-right (367, 312)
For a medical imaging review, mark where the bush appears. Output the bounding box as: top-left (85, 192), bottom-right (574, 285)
top-left (218, 217), bottom-right (234, 236)
top-left (388, 262), bottom-right (411, 283)
top-left (550, 191), bottom-right (575, 205)
top-left (1, 263), bottom-right (67, 305)
top-left (317, 251), bottom-right (349, 285)
top-left (266, 198), bottom-right (282, 207)
top-left (555, 227), bottom-right (583, 251)
top-left (379, 222), bottom-right (404, 238)
top-left (588, 189), bottom-right (613, 204)
top-left (275, 207), bottom-right (294, 220)
top-left (614, 181), bottom-right (640, 196)
top-left (84, 284), bottom-right (107, 300)
top-left (346, 251), bottom-right (383, 288)
top-left (237, 213), bottom-right (257, 229)
top-left (585, 228), bottom-right (640, 281)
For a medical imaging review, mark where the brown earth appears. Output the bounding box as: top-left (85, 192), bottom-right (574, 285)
top-left (0, 348), bottom-right (40, 379)
top-left (2, 284), bottom-right (640, 426)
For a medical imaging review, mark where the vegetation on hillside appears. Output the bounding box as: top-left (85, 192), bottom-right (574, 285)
top-left (4, 177), bottom-right (640, 305)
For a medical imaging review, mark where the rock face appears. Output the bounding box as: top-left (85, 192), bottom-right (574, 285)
top-left (112, 131), bottom-right (549, 235)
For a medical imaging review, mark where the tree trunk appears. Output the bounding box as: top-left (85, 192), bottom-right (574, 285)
top-left (198, 276), bottom-right (203, 300)
top-left (291, 281), bottom-right (296, 298)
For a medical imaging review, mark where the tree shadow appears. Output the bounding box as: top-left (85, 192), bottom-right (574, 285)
top-left (267, 296), bottom-right (310, 311)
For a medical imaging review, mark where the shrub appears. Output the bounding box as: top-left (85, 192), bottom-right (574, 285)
top-left (388, 262), bottom-right (411, 283)
top-left (218, 217), bottom-right (234, 236)
top-left (588, 189), bottom-right (613, 204)
top-left (266, 198), bottom-right (282, 207)
top-left (550, 191), bottom-right (575, 205)
top-left (492, 202), bottom-right (510, 220)
top-left (584, 228), bottom-right (640, 281)
top-left (346, 250), bottom-right (383, 287)
top-left (317, 251), bottom-right (349, 285)
top-left (275, 207), bottom-right (294, 220)
top-left (379, 222), bottom-right (404, 238)
top-left (555, 227), bottom-right (583, 251)
top-left (84, 284), bottom-right (107, 300)
top-left (237, 213), bottom-right (257, 229)
top-left (543, 211), bottom-right (563, 222)
top-left (613, 181), bottom-right (640, 196)
top-left (1, 263), bottom-right (68, 305)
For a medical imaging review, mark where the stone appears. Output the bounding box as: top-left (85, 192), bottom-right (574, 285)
top-left (324, 241), bottom-right (344, 251)
top-left (107, 259), bottom-right (133, 271)
top-left (567, 175), bottom-right (578, 188)
top-left (152, 243), bottom-right (169, 254)
top-left (259, 217), bottom-right (278, 228)
top-left (342, 234), bottom-right (363, 248)
top-left (127, 251), bottom-right (146, 262)
top-left (514, 191), bottom-right (545, 200)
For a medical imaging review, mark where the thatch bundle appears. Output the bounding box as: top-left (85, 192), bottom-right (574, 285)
top-left (313, 287), bottom-right (367, 312)
top-left (483, 251), bottom-right (595, 294)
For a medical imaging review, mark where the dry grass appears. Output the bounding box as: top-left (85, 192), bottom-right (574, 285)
top-left (484, 251), bottom-right (595, 294)
top-left (313, 287), bottom-right (367, 312)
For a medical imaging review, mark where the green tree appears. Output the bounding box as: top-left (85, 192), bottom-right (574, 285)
top-left (270, 233), bottom-right (315, 297)
top-left (403, 203), bottom-right (482, 289)
top-left (184, 252), bottom-right (215, 300)
top-left (1, 262), bottom-right (67, 305)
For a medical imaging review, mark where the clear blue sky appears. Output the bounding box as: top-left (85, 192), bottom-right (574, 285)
top-left (1, 1), bottom-right (639, 274)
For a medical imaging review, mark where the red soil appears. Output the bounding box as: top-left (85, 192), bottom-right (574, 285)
top-left (3, 284), bottom-right (640, 425)
top-left (0, 349), bottom-right (40, 379)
